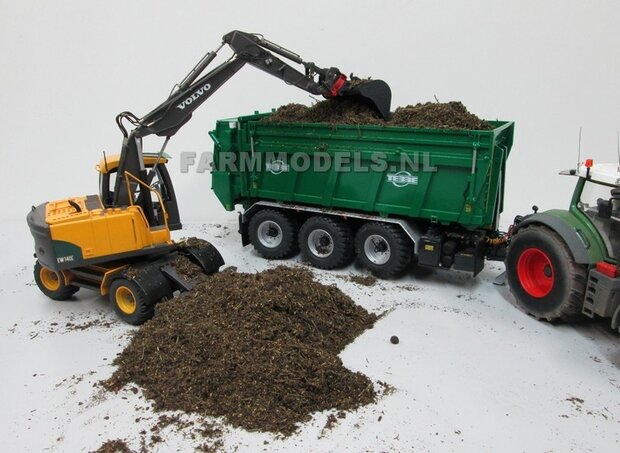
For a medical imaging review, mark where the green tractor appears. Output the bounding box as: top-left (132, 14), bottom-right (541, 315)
top-left (506, 159), bottom-right (620, 332)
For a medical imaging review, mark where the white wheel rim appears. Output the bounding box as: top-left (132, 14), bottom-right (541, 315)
top-left (364, 234), bottom-right (391, 265)
top-left (307, 229), bottom-right (334, 258)
top-left (257, 220), bottom-right (283, 248)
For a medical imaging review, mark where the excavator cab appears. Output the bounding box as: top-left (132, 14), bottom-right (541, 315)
top-left (97, 153), bottom-right (181, 230)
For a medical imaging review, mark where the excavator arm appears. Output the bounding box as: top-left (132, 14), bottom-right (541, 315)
top-left (121, 30), bottom-right (391, 139)
top-left (113, 30), bottom-right (391, 224)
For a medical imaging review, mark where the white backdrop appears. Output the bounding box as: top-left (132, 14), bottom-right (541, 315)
top-left (1, 0), bottom-right (619, 227)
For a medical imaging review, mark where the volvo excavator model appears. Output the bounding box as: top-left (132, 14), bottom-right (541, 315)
top-left (26, 30), bottom-right (392, 324)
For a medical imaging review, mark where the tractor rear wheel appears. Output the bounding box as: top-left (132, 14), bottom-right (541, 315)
top-left (34, 261), bottom-right (79, 300)
top-left (109, 278), bottom-right (154, 325)
top-left (506, 225), bottom-right (587, 321)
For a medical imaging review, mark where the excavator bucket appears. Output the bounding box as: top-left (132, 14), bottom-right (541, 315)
top-left (340, 79), bottom-right (392, 120)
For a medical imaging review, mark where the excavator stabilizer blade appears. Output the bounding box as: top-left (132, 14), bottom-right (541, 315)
top-left (183, 242), bottom-right (225, 275)
top-left (340, 79), bottom-right (392, 120)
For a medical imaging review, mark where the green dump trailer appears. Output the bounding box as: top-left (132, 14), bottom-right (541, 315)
top-left (210, 111), bottom-right (514, 278)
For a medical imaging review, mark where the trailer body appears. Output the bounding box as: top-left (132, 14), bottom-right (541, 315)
top-left (211, 112), bottom-right (514, 230)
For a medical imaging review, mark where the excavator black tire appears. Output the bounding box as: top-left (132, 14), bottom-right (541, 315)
top-left (34, 261), bottom-right (79, 300)
top-left (109, 278), bottom-right (154, 325)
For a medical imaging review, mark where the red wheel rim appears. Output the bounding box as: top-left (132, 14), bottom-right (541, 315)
top-left (517, 248), bottom-right (554, 298)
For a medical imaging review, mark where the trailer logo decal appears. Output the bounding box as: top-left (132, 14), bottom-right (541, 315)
top-left (387, 171), bottom-right (418, 187)
top-left (266, 160), bottom-right (289, 174)
top-left (176, 83), bottom-right (212, 110)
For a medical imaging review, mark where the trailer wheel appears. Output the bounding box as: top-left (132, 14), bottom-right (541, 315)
top-left (505, 225), bottom-right (586, 322)
top-left (299, 216), bottom-right (353, 269)
top-left (34, 261), bottom-right (79, 300)
top-left (109, 279), bottom-right (154, 325)
top-left (355, 222), bottom-right (412, 278)
top-left (248, 209), bottom-right (298, 259)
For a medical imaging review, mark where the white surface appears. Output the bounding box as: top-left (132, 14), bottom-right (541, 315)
top-left (2, 2), bottom-right (620, 451)
top-left (2, 220), bottom-right (619, 452)
top-left (1, 1), bottom-right (620, 226)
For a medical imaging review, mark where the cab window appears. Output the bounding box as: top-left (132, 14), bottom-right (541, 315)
top-left (578, 180), bottom-right (620, 259)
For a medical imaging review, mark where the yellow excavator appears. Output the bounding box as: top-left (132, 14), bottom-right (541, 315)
top-left (26, 30), bottom-right (392, 324)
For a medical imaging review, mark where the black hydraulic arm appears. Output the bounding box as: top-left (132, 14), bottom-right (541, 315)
top-left (223, 31), bottom-right (348, 97)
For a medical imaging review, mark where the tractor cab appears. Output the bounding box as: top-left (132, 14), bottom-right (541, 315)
top-left (562, 160), bottom-right (620, 261)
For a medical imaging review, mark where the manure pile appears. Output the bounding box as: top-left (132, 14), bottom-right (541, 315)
top-left (262, 99), bottom-right (492, 130)
top-left (105, 265), bottom-right (377, 435)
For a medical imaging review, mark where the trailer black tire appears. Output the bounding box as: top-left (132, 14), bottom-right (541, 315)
top-left (248, 209), bottom-right (299, 259)
top-left (355, 222), bottom-right (412, 278)
top-left (505, 225), bottom-right (587, 322)
top-left (299, 216), bottom-right (353, 269)
top-left (109, 278), bottom-right (154, 325)
top-left (34, 261), bottom-right (79, 300)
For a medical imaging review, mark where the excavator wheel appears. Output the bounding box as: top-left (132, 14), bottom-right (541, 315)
top-left (109, 278), bottom-right (154, 325)
top-left (34, 261), bottom-right (79, 300)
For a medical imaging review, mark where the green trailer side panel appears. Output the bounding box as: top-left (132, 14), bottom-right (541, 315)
top-left (211, 112), bottom-right (514, 230)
